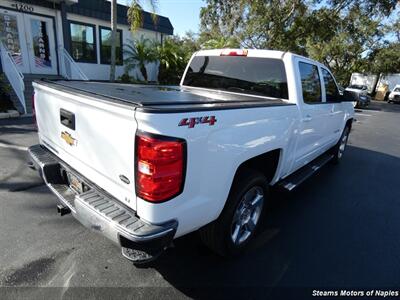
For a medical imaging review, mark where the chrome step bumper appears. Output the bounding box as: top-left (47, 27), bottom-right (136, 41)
top-left (28, 144), bottom-right (177, 262)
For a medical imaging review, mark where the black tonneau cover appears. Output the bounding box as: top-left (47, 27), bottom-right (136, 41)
top-left (36, 80), bottom-right (294, 113)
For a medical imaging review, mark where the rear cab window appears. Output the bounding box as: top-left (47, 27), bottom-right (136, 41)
top-left (298, 62), bottom-right (322, 104)
top-left (182, 56), bottom-right (289, 99)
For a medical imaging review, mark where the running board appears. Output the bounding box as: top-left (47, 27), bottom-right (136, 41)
top-left (278, 153), bottom-right (334, 191)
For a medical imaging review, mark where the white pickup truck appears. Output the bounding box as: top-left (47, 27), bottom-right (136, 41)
top-left (29, 49), bottom-right (356, 263)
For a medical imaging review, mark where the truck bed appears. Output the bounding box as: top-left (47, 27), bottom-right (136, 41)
top-left (36, 80), bottom-right (294, 113)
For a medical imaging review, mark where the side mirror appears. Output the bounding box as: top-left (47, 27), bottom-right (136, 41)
top-left (340, 90), bottom-right (358, 102)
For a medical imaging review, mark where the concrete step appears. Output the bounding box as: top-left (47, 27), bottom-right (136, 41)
top-left (2, 77), bottom-right (25, 114)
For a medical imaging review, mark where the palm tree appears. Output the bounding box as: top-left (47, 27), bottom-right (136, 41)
top-left (154, 39), bottom-right (182, 71)
top-left (153, 39), bottom-right (184, 83)
top-left (110, 0), bottom-right (158, 82)
top-left (123, 37), bottom-right (156, 81)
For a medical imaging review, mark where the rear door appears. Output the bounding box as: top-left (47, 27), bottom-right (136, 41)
top-left (321, 67), bottom-right (345, 144)
top-left (291, 60), bottom-right (331, 171)
top-left (34, 82), bottom-right (138, 210)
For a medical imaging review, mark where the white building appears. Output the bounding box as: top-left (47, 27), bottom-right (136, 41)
top-left (0, 0), bottom-right (173, 114)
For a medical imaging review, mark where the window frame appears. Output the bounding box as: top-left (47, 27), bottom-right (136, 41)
top-left (298, 61), bottom-right (322, 104)
top-left (69, 20), bottom-right (97, 64)
top-left (321, 67), bottom-right (340, 103)
top-left (99, 26), bottom-right (123, 65)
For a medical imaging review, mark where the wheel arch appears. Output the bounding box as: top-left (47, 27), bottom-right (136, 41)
top-left (345, 118), bottom-right (354, 131)
top-left (214, 148), bottom-right (282, 221)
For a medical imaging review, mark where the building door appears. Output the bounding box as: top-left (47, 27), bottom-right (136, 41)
top-left (0, 9), bottom-right (57, 75)
top-left (24, 14), bottom-right (57, 75)
top-left (0, 8), bottom-right (30, 73)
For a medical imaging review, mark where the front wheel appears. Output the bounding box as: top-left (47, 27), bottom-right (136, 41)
top-left (332, 126), bottom-right (350, 164)
top-left (200, 169), bottom-right (268, 256)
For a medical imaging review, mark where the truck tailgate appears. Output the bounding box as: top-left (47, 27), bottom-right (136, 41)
top-left (33, 82), bottom-right (137, 210)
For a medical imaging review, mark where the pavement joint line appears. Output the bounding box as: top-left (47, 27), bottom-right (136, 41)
top-left (355, 113), bottom-right (373, 117)
top-left (0, 142), bottom-right (28, 151)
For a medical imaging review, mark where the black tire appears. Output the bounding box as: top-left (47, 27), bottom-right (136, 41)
top-left (200, 169), bottom-right (268, 256)
top-left (332, 126), bottom-right (350, 164)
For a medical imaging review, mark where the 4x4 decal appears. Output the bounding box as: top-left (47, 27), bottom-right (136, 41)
top-left (178, 116), bottom-right (217, 128)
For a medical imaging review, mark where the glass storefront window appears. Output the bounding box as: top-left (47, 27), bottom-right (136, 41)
top-left (100, 27), bottom-right (122, 65)
top-left (70, 21), bottom-right (96, 63)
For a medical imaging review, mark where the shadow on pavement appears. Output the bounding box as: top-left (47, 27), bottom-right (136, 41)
top-left (0, 116), bottom-right (34, 127)
top-left (359, 100), bottom-right (400, 113)
top-left (148, 146), bottom-right (400, 299)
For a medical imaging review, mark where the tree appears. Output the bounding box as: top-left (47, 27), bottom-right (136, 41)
top-left (199, 0), bottom-right (399, 85)
top-left (367, 42), bottom-right (400, 74)
top-left (110, 0), bottom-right (158, 82)
top-left (304, 5), bottom-right (384, 85)
top-left (123, 37), bottom-right (156, 81)
top-left (199, 0), bottom-right (308, 52)
top-left (155, 33), bottom-right (201, 84)
top-left (201, 36), bottom-right (240, 49)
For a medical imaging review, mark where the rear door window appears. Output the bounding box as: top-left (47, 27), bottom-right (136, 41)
top-left (299, 62), bottom-right (322, 103)
top-left (322, 68), bottom-right (340, 102)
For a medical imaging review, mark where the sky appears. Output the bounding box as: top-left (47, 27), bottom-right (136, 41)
top-left (121, 0), bottom-right (205, 36)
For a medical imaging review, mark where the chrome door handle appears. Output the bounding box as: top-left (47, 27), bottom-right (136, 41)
top-left (303, 115), bottom-right (312, 122)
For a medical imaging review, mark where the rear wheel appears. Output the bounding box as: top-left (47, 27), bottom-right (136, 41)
top-left (200, 169), bottom-right (268, 256)
top-left (332, 126), bottom-right (350, 164)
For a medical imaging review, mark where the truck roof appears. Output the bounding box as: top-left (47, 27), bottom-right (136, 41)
top-left (35, 80), bottom-right (294, 113)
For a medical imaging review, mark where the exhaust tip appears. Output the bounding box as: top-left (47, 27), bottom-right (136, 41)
top-left (57, 204), bottom-right (71, 216)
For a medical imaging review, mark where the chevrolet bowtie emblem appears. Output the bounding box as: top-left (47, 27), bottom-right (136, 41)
top-left (61, 131), bottom-right (77, 146)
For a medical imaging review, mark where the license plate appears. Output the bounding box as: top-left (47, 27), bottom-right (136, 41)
top-left (67, 172), bottom-right (83, 194)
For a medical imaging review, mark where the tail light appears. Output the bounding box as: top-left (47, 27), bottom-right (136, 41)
top-left (135, 132), bottom-right (186, 202)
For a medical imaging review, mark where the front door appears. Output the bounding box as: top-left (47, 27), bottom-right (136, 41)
top-left (24, 14), bottom-right (57, 75)
top-left (0, 8), bottom-right (57, 75)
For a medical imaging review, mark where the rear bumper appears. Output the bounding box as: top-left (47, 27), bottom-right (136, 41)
top-left (28, 144), bottom-right (177, 261)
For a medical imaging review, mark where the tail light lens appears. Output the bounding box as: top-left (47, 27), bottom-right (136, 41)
top-left (135, 132), bottom-right (186, 202)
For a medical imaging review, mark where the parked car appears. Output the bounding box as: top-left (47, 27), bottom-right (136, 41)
top-left (388, 85), bottom-right (400, 104)
top-left (28, 49), bottom-right (356, 264)
top-left (345, 84), bottom-right (371, 108)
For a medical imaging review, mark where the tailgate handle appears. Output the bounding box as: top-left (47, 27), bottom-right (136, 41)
top-left (60, 109), bottom-right (75, 130)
